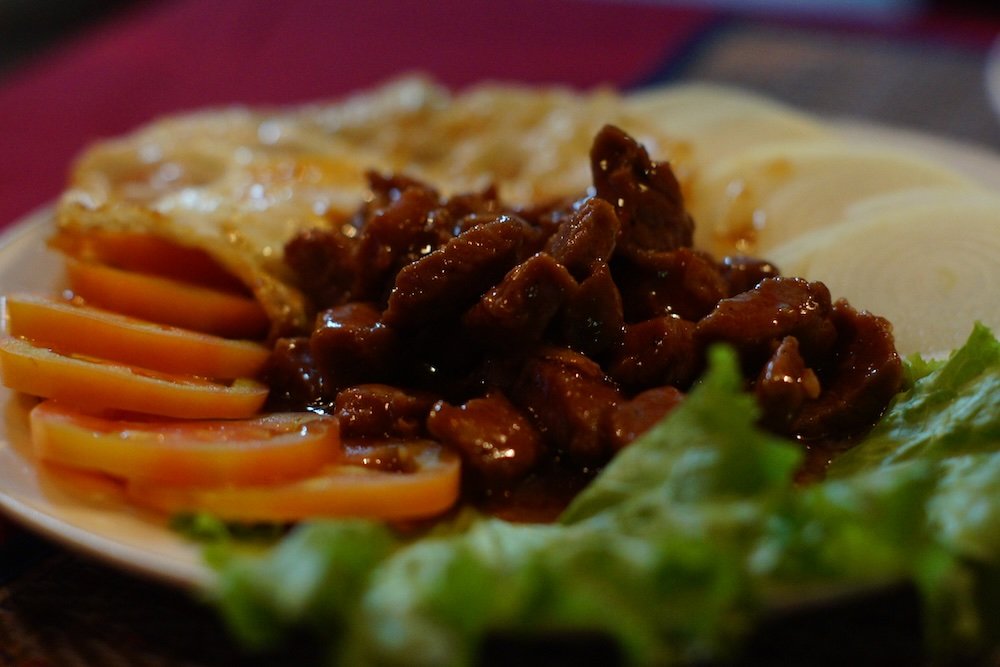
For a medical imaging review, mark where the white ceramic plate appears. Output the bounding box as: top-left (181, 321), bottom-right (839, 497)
top-left (0, 210), bottom-right (212, 589)
top-left (0, 121), bottom-right (998, 591)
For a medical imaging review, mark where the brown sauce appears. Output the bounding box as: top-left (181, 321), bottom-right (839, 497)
top-left (265, 125), bottom-right (904, 520)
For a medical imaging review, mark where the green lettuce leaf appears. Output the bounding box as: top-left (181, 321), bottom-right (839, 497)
top-left (560, 346), bottom-right (802, 525)
top-left (207, 332), bottom-right (1000, 665)
top-left (213, 520), bottom-right (397, 650)
top-left (930, 453), bottom-right (1000, 563)
top-left (829, 323), bottom-right (1000, 476)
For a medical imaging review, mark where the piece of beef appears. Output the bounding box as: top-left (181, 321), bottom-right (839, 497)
top-left (790, 301), bottom-right (903, 441)
top-left (428, 393), bottom-right (545, 486)
top-left (335, 384), bottom-right (437, 440)
top-left (558, 262), bottom-right (626, 358)
top-left (384, 215), bottom-right (530, 330)
top-left (511, 347), bottom-right (624, 463)
top-left (616, 247), bottom-right (731, 323)
top-left (464, 252), bottom-right (577, 349)
top-left (310, 302), bottom-right (399, 391)
top-left (719, 255), bottom-right (782, 296)
top-left (608, 316), bottom-right (701, 391)
top-left (696, 276), bottom-right (838, 371)
top-left (590, 124), bottom-right (694, 256)
top-left (754, 336), bottom-right (821, 434)
top-left (606, 386), bottom-right (685, 451)
top-left (544, 197), bottom-right (620, 281)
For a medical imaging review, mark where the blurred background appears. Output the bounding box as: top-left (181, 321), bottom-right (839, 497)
top-left (1, 0), bottom-right (998, 227)
top-left (1, 0), bottom-right (997, 76)
top-left (0, 0), bottom-right (135, 75)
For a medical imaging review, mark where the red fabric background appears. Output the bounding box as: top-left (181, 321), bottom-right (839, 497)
top-left (0, 0), bottom-right (718, 228)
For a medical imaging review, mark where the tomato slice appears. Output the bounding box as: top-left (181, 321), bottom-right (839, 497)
top-left (65, 258), bottom-right (269, 339)
top-left (4, 294), bottom-right (269, 379)
top-left (50, 230), bottom-right (247, 292)
top-left (30, 401), bottom-right (340, 486)
top-left (127, 441), bottom-right (461, 521)
top-left (37, 461), bottom-right (128, 507)
top-left (0, 336), bottom-right (267, 418)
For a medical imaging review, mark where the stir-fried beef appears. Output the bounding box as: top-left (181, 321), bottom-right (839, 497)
top-left (616, 247), bottom-right (732, 322)
top-left (463, 252), bottom-right (577, 349)
top-left (427, 393), bottom-right (544, 486)
top-left (335, 384), bottom-right (436, 440)
top-left (606, 386), bottom-right (685, 452)
top-left (544, 198), bottom-right (620, 281)
top-left (696, 277), bottom-right (839, 369)
top-left (754, 336), bottom-right (821, 434)
top-left (590, 124), bottom-right (694, 256)
top-left (310, 302), bottom-right (399, 397)
top-left (608, 316), bottom-right (700, 391)
top-left (789, 301), bottom-right (903, 441)
top-left (511, 346), bottom-right (625, 464)
top-left (269, 124), bottom-right (903, 514)
top-left (384, 216), bottom-right (530, 331)
top-left (265, 337), bottom-right (325, 411)
top-left (718, 255), bottom-right (781, 296)
top-left (557, 263), bottom-right (626, 358)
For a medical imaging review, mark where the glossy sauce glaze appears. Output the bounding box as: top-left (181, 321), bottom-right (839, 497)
top-left (265, 126), bottom-right (903, 520)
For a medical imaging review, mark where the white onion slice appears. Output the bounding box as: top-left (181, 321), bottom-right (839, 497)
top-left (768, 189), bottom-right (1000, 357)
top-left (688, 140), bottom-right (975, 257)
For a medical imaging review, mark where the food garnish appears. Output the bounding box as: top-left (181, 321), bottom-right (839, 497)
top-left (5, 294), bottom-right (269, 378)
top-left (30, 402), bottom-right (341, 486)
top-left (0, 336), bottom-right (269, 419)
top-left (64, 257), bottom-right (269, 338)
top-left (128, 441), bottom-right (460, 521)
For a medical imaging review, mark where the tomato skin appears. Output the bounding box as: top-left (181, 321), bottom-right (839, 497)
top-left (50, 230), bottom-right (248, 292)
top-left (30, 401), bottom-right (340, 486)
top-left (65, 258), bottom-right (269, 339)
top-left (4, 294), bottom-right (269, 379)
top-left (127, 442), bottom-right (461, 521)
top-left (0, 336), bottom-right (268, 418)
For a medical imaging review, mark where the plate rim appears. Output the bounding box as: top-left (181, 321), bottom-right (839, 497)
top-left (0, 208), bottom-right (212, 590)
